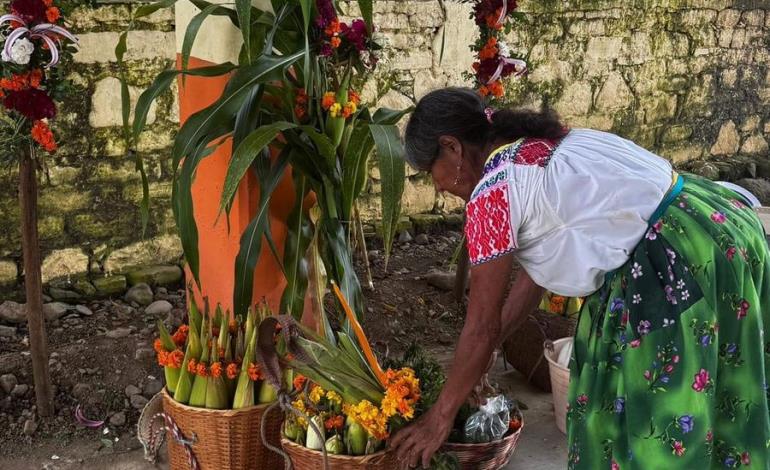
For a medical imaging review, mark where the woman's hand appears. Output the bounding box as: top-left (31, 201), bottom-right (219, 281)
top-left (390, 404), bottom-right (454, 469)
top-left (467, 350), bottom-right (497, 407)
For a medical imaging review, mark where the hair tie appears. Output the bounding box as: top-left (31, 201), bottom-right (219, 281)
top-left (484, 107), bottom-right (495, 124)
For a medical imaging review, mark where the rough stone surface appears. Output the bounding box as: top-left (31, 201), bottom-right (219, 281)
top-left (124, 385), bottom-right (141, 397)
top-left (736, 179), bottom-right (770, 206)
top-left (130, 394), bottom-right (149, 410)
top-left (89, 77), bottom-right (158, 128)
top-left (0, 261), bottom-right (17, 286)
top-left (0, 325), bottom-right (16, 337)
top-left (43, 302), bottom-right (70, 322)
top-left (109, 412), bottom-right (127, 427)
top-left (93, 276), bottom-right (128, 297)
top-left (0, 374), bottom-right (17, 394)
top-left (104, 236), bottom-right (183, 274)
top-left (711, 121), bottom-right (741, 156)
top-left (125, 284), bottom-right (154, 306)
top-left (145, 300), bottom-right (173, 316)
top-left (40, 249), bottom-right (89, 284)
top-left (106, 327), bottom-right (132, 339)
top-left (0, 301), bottom-right (25, 324)
top-left (126, 265), bottom-right (183, 287)
top-left (741, 135), bottom-right (769, 155)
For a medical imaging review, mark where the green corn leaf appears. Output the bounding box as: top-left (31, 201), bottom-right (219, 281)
top-left (219, 121), bottom-right (296, 217)
top-left (357, 0), bottom-right (373, 32)
top-left (188, 0), bottom-right (240, 26)
top-left (235, 0), bottom-right (252, 64)
top-left (369, 124), bottom-right (405, 271)
top-left (180, 5), bottom-right (227, 76)
top-left (341, 121), bottom-right (375, 221)
top-left (233, 148), bottom-right (291, 316)
top-left (174, 320), bottom-right (201, 404)
top-left (372, 107), bottom-right (414, 125)
top-left (171, 51), bottom-right (303, 171)
top-left (158, 321), bottom-right (176, 351)
top-left (189, 327), bottom-right (210, 407)
top-left (299, 125), bottom-right (338, 176)
top-left (279, 175), bottom-right (312, 319)
top-left (233, 329), bottom-right (257, 408)
top-left (322, 217), bottom-right (364, 323)
top-left (205, 342), bottom-right (228, 409)
top-left (134, 0), bottom-right (177, 18)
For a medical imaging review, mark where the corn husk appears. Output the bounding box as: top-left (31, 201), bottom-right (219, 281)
top-left (189, 317), bottom-right (211, 407)
top-left (205, 341), bottom-right (228, 409)
top-left (325, 435), bottom-right (344, 455)
top-left (157, 321), bottom-right (180, 394)
top-left (306, 415), bottom-right (326, 450)
top-left (233, 328), bottom-right (257, 409)
top-left (173, 319), bottom-right (201, 404)
top-left (187, 288), bottom-right (202, 333)
top-left (345, 421), bottom-right (367, 455)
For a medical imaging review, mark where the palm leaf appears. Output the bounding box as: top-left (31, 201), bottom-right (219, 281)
top-left (280, 175), bottom-right (312, 319)
top-left (369, 124), bottom-right (405, 271)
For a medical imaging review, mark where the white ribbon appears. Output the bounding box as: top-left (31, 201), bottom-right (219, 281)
top-left (1, 15), bottom-right (78, 68)
top-left (488, 57), bottom-right (527, 84)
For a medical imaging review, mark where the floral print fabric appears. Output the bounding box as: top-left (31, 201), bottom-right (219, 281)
top-left (568, 175), bottom-right (770, 469)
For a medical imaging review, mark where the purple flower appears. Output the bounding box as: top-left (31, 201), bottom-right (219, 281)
top-left (610, 298), bottom-right (624, 313)
top-left (711, 211), bottom-right (727, 224)
top-left (341, 19), bottom-right (369, 52)
top-left (666, 248), bottom-right (677, 263)
top-left (701, 335), bottom-right (711, 347)
top-left (3, 89), bottom-right (57, 121)
top-left (678, 415), bottom-right (694, 433)
top-left (665, 286), bottom-right (678, 305)
top-left (660, 375), bottom-right (670, 384)
top-left (314, 0), bottom-right (336, 28)
top-left (637, 320), bottom-right (651, 336)
top-left (724, 456), bottom-right (737, 467)
top-left (727, 343), bottom-right (738, 354)
top-left (10, 0), bottom-right (47, 23)
top-left (614, 398), bottom-right (625, 414)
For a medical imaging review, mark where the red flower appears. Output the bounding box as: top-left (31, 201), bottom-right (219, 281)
top-left (341, 19), bottom-right (369, 52)
top-left (742, 452), bottom-right (751, 465)
top-left (4, 88), bottom-right (56, 120)
top-left (45, 6), bottom-right (60, 23)
top-left (10, 0), bottom-right (47, 23)
top-left (473, 0), bottom-right (517, 28)
top-left (692, 369), bottom-right (710, 392)
top-left (672, 440), bottom-right (686, 457)
top-left (576, 394), bottom-right (588, 406)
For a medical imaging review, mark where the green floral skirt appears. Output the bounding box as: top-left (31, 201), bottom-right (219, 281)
top-left (568, 175), bottom-right (770, 469)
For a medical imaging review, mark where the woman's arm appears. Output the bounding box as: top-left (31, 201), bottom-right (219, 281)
top-left (391, 253), bottom-right (514, 468)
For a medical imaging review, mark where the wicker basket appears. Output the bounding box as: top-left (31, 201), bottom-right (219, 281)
top-left (502, 311), bottom-right (576, 392)
top-left (441, 423), bottom-right (523, 470)
top-left (281, 437), bottom-right (398, 469)
top-left (161, 389), bottom-right (283, 470)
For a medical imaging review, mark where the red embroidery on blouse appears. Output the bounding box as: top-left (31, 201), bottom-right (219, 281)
top-left (514, 138), bottom-right (563, 167)
top-left (465, 186), bottom-right (516, 265)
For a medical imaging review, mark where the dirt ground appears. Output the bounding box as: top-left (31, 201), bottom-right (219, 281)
top-left (0, 226), bottom-right (566, 469)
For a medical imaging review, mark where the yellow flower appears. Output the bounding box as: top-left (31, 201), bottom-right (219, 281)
top-left (326, 390), bottom-right (342, 406)
top-left (309, 385), bottom-right (325, 404)
top-left (345, 400), bottom-right (389, 440)
top-left (291, 398), bottom-right (308, 427)
top-left (329, 103), bottom-right (342, 118)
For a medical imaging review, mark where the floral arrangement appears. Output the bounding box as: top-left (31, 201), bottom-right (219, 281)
top-left (464, 0), bottom-right (526, 101)
top-left (154, 293), bottom-right (285, 409)
top-left (282, 284), bottom-right (423, 454)
top-left (120, 0), bottom-right (407, 320)
top-left (0, 0), bottom-right (77, 161)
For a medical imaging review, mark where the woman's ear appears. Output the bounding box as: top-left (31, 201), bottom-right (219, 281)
top-left (438, 135), bottom-right (462, 161)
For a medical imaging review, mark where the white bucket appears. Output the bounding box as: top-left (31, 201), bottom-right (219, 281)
top-left (544, 337), bottom-right (573, 435)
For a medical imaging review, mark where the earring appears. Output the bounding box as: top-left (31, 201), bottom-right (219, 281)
top-left (453, 158), bottom-right (463, 186)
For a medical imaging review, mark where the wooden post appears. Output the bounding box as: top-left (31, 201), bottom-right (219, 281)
top-left (19, 149), bottom-right (54, 417)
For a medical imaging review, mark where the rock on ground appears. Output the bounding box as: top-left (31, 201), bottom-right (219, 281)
top-left (125, 283), bottom-right (154, 306)
top-left (144, 300), bottom-right (172, 316)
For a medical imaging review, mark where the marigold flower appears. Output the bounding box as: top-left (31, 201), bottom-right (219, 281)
top-left (210, 361), bottom-right (223, 378)
top-left (168, 350), bottom-right (184, 369)
top-left (29, 70), bottom-right (42, 89)
top-left (187, 358), bottom-right (198, 373)
top-left (330, 36), bottom-right (342, 48)
top-left (324, 19), bottom-right (342, 36)
top-left (226, 362), bottom-right (239, 379)
top-left (157, 350), bottom-right (169, 367)
top-left (293, 374), bottom-right (307, 391)
top-left (46, 6), bottom-right (60, 23)
top-left (342, 101), bottom-right (357, 119)
top-left (154, 338), bottom-right (164, 353)
top-left (348, 90), bottom-right (361, 105)
top-left (321, 92), bottom-right (336, 110)
top-left (291, 398), bottom-right (308, 427)
top-left (31, 120), bottom-right (57, 153)
top-left (329, 103), bottom-right (342, 118)
top-left (345, 400), bottom-right (389, 440)
top-left (326, 390), bottom-right (342, 406)
top-left (325, 414), bottom-right (344, 431)
top-left (196, 363), bottom-right (208, 377)
top-left (172, 325), bottom-right (189, 347)
top-left (309, 384), bottom-right (324, 404)
top-left (479, 37), bottom-right (498, 60)
top-left (489, 81), bottom-right (505, 97)
top-left (247, 363), bottom-right (263, 381)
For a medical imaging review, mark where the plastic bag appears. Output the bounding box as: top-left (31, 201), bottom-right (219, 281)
top-left (463, 395), bottom-right (511, 443)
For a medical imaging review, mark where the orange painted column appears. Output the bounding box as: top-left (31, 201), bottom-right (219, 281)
top-left (176, 1), bottom-right (294, 314)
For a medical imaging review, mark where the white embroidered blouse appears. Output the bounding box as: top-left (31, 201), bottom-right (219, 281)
top-left (464, 128), bottom-right (674, 297)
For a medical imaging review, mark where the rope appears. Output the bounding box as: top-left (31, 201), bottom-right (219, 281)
top-left (525, 314), bottom-right (549, 384)
top-left (146, 411), bottom-right (199, 470)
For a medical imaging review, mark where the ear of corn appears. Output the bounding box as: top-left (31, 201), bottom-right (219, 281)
top-left (173, 319), bottom-right (201, 404)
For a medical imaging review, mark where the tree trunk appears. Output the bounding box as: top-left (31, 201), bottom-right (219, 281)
top-left (454, 242), bottom-right (470, 303)
top-left (19, 149), bottom-right (54, 417)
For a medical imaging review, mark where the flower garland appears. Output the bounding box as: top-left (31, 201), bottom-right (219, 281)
top-left (0, 0), bottom-right (78, 157)
top-left (467, 0), bottom-right (527, 101)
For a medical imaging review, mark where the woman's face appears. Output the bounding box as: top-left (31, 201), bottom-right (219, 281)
top-left (430, 136), bottom-right (476, 201)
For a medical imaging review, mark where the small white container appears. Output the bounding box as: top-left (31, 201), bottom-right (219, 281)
top-left (544, 337), bottom-right (573, 435)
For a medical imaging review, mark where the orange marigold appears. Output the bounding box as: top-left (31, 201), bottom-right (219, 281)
top-left (324, 19), bottom-right (342, 36)
top-left (156, 350), bottom-right (169, 367)
top-left (348, 90), bottom-right (361, 106)
top-left (168, 350), bottom-right (184, 369)
top-left (247, 363), bottom-right (263, 381)
top-left (29, 70), bottom-right (43, 89)
top-left (489, 81), bottom-right (505, 98)
top-left (187, 358), bottom-right (198, 373)
top-left (342, 102), bottom-right (357, 119)
top-left (324, 414), bottom-right (344, 431)
top-left (31, 120), bottom-right (57, 153)
top-left (330, 36), bottom-right (342, 48)
top-left (479, 37), bottom-right (498, 60)
top-left (172, 325), bottom-right (189, 347)
top-left (293, 374), bottom-right (307, 391)
top-left (210, 362), bottom-right (223, 378)
top-left (196, 363), bottom-right (208, 377)
top-left (321, 92), bottom-right (336, 110)
top-left (226, 362), bottom-right (239, 380)
top-left (153, 338), bottom-right (164, 353)
top-left (46, 7), bottom-right (60, 23)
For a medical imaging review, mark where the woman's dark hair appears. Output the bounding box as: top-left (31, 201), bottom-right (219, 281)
top-left (404, 87), bottom-right (567, 171)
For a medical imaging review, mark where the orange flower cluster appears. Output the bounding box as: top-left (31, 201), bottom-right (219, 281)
top-left (294, 89), bottom-right (309, 120)
top-left (325, 19), bottom-right (343, 49)
top-left (485, 8), bottom-right (505, 29)
top-left (226, 362), bottom-right (240, 380)
top-left (479, 37), bottom-right (498, 60)
top-left (187, 358), bottom-right (198, 374)
top-left (154, 338), bottom-right (184, 368)
top-left (195, 362), bottom-right (208, 377)
top-left (324, 414), bottom-right (344, 431)
top-left (293, 373), bottom-right (308, 391)
top-left (549, 295), bottom-right (566, 314)
top-left (247, 362), bottom-right (264, 381)
top-left (479, 81), bottom-right (504, 98)
top-left (172, 325), bottom-right (189, 347)
top-left (0, 69), bottom-right (43, 93)
top-left (210, 362), bottom-right (223, 378)
top-left (344, 400), bottom-right (389, 440)
top-left (381, 368), bottom-right (420, 420)
top-left (321, 90), bottom-right (361, 119)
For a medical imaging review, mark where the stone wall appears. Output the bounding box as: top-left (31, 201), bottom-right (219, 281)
top-left (2, 0), bottom-right (769, 296)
